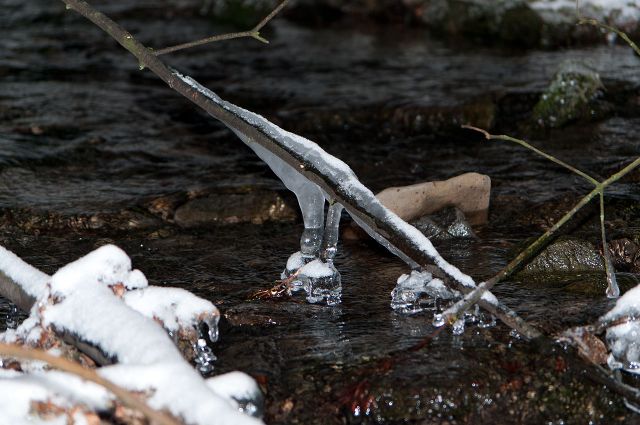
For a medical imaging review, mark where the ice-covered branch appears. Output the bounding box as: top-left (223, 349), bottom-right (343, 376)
top-left (57, 0), bottom-right (541, 339)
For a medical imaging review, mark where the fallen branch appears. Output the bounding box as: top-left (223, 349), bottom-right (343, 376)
top-left (444, 128), bottom-right (640, 324)
top-left (58, 0), bottom-right (541, 340)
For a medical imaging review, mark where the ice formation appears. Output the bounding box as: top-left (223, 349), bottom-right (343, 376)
top-left (390, 270), bottom-right (457, 315)
top-left (175, 72), bottom-right (501, 314)
top-left (0, 244), bottom-right (262, 425)
top-left (601, 285), bottom-right (640, 372)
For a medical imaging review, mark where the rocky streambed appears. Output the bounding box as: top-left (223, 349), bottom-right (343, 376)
top-left (2, 0), bottom-right (640, 423)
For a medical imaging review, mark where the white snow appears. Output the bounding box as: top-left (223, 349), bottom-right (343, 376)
top-left (602, 284), bottom-right (640, 322)
top-left (123, 286), bottom-right (220, 339)
top-left (49, 245), bottom-right (148, 296)
top-left (298, 259), bottom-right (334, 278)
top-left (206, 371), bottom-right (261, 407)
top-left (0, 244), bottom-right (262, 425)
top-left (601, 284), bottom-right (640, 374)
top-left (0, 245), bottom-right (49, 298)
top-left (285, 251), bottom-right (305, 272)
top-left (0, 369), bottom-right (110, 424)
top-left (530, 0), bottom-right (640, 25)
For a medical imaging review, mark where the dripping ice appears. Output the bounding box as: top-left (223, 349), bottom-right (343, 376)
top-left (176, 71), bottom-right (500, 321)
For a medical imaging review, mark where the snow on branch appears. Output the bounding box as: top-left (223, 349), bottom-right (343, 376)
top-left (0, 244), bottom-right (262, 425)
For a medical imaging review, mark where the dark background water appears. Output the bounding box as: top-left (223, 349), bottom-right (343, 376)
top-left (2, 1), bottom-right (640, 423)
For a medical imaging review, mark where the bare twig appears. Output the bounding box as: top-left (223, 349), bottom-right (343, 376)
top-left (462, 125), bottom-right (599, 185)
top-left (0, 343), bottom-right (180, 425)
top-left (154, 0), bottom-right (290, 56)
top-left (578, 19), bottom-right (640, 56)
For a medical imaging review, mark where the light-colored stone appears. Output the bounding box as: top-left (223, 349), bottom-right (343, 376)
top-left (375, 172), bottom-right (491, 226)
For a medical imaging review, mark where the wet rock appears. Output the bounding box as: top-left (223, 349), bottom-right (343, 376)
top-left (174, 190), bottom-right (296, 227)
top-left (514, 236), bottom-right (629, 295)
top-left (532, 60), bottom-right (605, 128)
top-left (0, 208), bottom-right (162, 233)
top-left (410, 206), bottom-right (477, 241)
top-left (403, 0), bottom-right (640, 47)
top-left (407, 0), bottom-right (544, 47)
top-left (522, 237), bottom-right (604, 275)
top-left (376, 172), bottom-right (490, 226)
top-left (608, 238), bottom-right (640, 273)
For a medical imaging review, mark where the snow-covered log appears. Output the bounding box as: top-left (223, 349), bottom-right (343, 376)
top-left (0, 244), bottom-right (262, 425)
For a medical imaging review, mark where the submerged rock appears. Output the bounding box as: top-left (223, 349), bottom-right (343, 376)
top-left (174, 190), bottom-right (296, 227)
top-left (410, 206), bottom-right (477, 241)
top-left (532, 60), bottom-right (604, 128)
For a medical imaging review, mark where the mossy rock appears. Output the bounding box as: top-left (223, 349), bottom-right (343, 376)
top-left (532, 60), bottom-right (604, 128)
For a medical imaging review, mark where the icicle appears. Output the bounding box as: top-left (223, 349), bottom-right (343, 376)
top-left (321, 202), bottom-right (344, 262)
top-left (193, 338), bottom-right (217, 374)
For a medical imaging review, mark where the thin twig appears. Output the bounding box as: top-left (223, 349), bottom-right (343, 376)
top-left (0, 343), bottom-right (180, 425)
top-left (462, 125), bottom-right (599, 185)
top-left (154, 0), bottom-right (290, 56)
top-left (578, 19), bottom-right (640, 57)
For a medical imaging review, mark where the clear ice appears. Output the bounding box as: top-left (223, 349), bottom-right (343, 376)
top-left (175, 71), bottom-right (502, 310)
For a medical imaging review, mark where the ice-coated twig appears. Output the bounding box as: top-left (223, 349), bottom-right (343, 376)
top-left (600, 191), bottom-right (619, 298)
top-left (57, 0), bottom-right (541, 339)
top-left (153, 0), bottom-right (290, 55)
top-left (0, 343), bottom-right (180, 425)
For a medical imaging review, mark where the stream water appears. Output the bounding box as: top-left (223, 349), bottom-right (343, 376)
top-left (2, 0), bottom-right (640, 423)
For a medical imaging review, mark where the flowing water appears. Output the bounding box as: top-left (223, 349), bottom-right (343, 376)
top-left (2, 1), bottom-right (640, 423)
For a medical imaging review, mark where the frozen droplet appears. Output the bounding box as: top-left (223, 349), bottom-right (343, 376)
top-left (301, 260), bottom-right (341, 305)
top-left (432, 313), bottom-right (445, 327)
top-left (194, 338), bottom-right (217, 374)
top-left (452, 318), bottom-right (465, 335)
top-left (5, 304), bottom-right (19, 330)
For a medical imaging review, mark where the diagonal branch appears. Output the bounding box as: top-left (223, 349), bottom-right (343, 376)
top-left (154, 0), bottom-right (290, 56)
top-left (58, 0), bottom-right (541, 339)
top-left (444, 128), bottom-right (640, 324)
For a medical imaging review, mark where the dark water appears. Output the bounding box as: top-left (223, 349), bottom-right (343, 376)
top-left (2, 1), bottom-right (640, 423)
